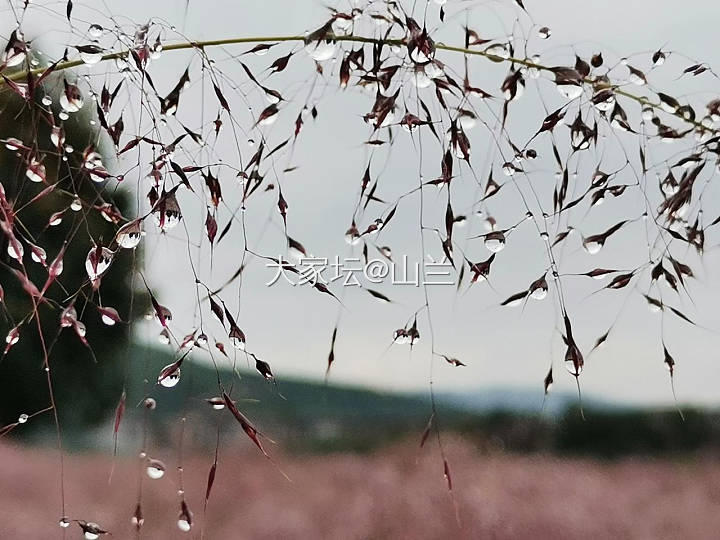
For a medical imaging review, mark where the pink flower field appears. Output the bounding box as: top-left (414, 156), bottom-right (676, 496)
top-left (2, 438), bottom-right (719, 539)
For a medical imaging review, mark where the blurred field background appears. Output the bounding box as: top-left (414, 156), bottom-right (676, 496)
top-left (3, 348), bottom-right (720, 539)
top-left (3, 436), bottom-right (720, 539)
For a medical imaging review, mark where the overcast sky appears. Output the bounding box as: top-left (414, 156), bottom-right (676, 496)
top-left (4, 0), bottom-right (720, 408)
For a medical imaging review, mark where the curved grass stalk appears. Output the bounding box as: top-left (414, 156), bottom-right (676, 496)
top-left (0, 34), bottom-right (715, 135)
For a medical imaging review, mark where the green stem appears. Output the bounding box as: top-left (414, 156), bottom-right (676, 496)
top-left (1, 33), bottom-right (713, 134)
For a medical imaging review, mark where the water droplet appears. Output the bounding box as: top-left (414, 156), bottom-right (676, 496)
top-left (26, 160), bottom-right (46, 183)
top-left (332, 17), bottom-right (353, 36)
top-left (75, 321), bottom-right (87, 338)
top-left (50, 126), bottom-right (65, 148)
top-left (484, 231), bottom-right (506, 253)
top-left (89, 24), bottom-right (103, 38)
top-left (60, 306), bottom-right (78, 328)
top-left (58, 517), bottom-right (71, 528)
top-left (18, 413), bottom-right (28, 424)
top-left (305, 39), bottom-right (337, 62)
top-left (42, 95), bottom-right (53, 106)
top-left (80, 522), bottom-right (105, 540)
top-left (83, 150), bottom-right (103, 171)
top-left (131, 504), bottom-right (144, 529)
top-left (628, 71), bottom-right (646, 86)
top-left (99, 306), bottom-right (120, 326)
top-left (153, 193), bottom-right (182, 231)
top-left (557, 83), bottom-right (583, 100)
top-left (408, 41), bottom-right (434, 64)
top-left (345, 226), bottom-right (361, 245)
top-left (144, 398), bottom-right (156, 410)
top-left (5, 137), bottom-right (23, 151)
top-left (115, 220), bottom-right (143, 249)
top-left (393, 329), bottom-right (409, 344)
top-left (159, 364), bottom-right (180, 388)
top-left (85, 246), bottom-right (114, 282)
top-left (407, 328), bottom-right (420, 345)
top-left (530, 279), bottom-right (548, 300)
top-left (146, 459), bottom-right (166, 479)
top-left (30, 245), bottom-right (47, 264)
top-left (538, 26), bottom-right (551, 39)
top-left (594, 93), bottom-right (615, 112)
top-left (485, 44), bottom-right (509, 59)
top-left (206, 397), bottom-right (226, 410)
top-left (59, 83), bottom-right (84, 113)
top-left (158, 328), bottom-right (171, 345)
top-left (229, 333), bottom-right (246, 350)
top-left (7, 241), bottom-right (23, 261)
top-left (177, 501), bottom-right (193, 533)
top-left (458, 110), bottom-right (476, 130)
top-left (502, 162), bottom-right (517, 176)
top-left (582, 238), bottom-right (603, 254)
top-left (79, 48), bottom-right (103, 65)
top-left (46, 209), bottom-right (62, 225)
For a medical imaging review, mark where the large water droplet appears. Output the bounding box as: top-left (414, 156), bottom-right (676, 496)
top-left (331, 16), bottom-right (353, 36)
top-left (459, 110), bottom-right (476, 130)
top-left (153, 194), bottom-right (182, 231)
top-left (89, 24), bottom-right (103, 38)
top-left (305, 39), bottom-right (337, 62)
top-left (538, 27), bottom-right (551, 39)
top-left (565, 345), bottom-right (584, 376)
top-left (115, 220), bottom-right (143, 249)
top-left (582, 238), bottom-right (603, 255)
top-left (5, 137), bottom-right (23, 151)
top-left (7, 241), bottom-right (23, 261)
top-left (26, 160), bottom-right (46, 183)
top-left (79, 47), bottom-right (103, 65)
top-left (177, 501), bottom-right (193, 533)
top-left (557, 83), bottom-right (583, 100)
top-left (229, 333), bottom-right (246, 350)
top-left (30, 245), bottom-right (46, 264)
top-left (85, 246), bottom-right (114, 281)
top-left (485, 44), bottom-right (510, 59)
top-left (158, 328), bottom-right (171, 345)
top-left (530, 279), bottom-right (548, 300)
top-left (146, 459), bottom-right (166, 479)
top-left (484, 231), bottom-right (506, 253)
top-left (159, 364), bottom-right (180, 388)
top-left (59, 83), bottom-right (84, 113)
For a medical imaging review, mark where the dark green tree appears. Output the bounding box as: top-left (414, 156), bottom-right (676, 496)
top-left (0, 74), bottom-right (142, 438)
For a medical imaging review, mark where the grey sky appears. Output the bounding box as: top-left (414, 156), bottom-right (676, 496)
top-left (4, 0), bottom-right (719, 407)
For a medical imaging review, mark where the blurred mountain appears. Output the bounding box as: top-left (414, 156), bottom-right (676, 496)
top-left (437, 387), bottom-right (622, 418)
top-left (47, 344), bottom-right (720, 458)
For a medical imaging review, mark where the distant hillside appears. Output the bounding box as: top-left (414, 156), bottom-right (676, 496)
top-left (52, 345), bottom-right (720, 457)
top-left (119, 345), bottom-right (474, 453)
